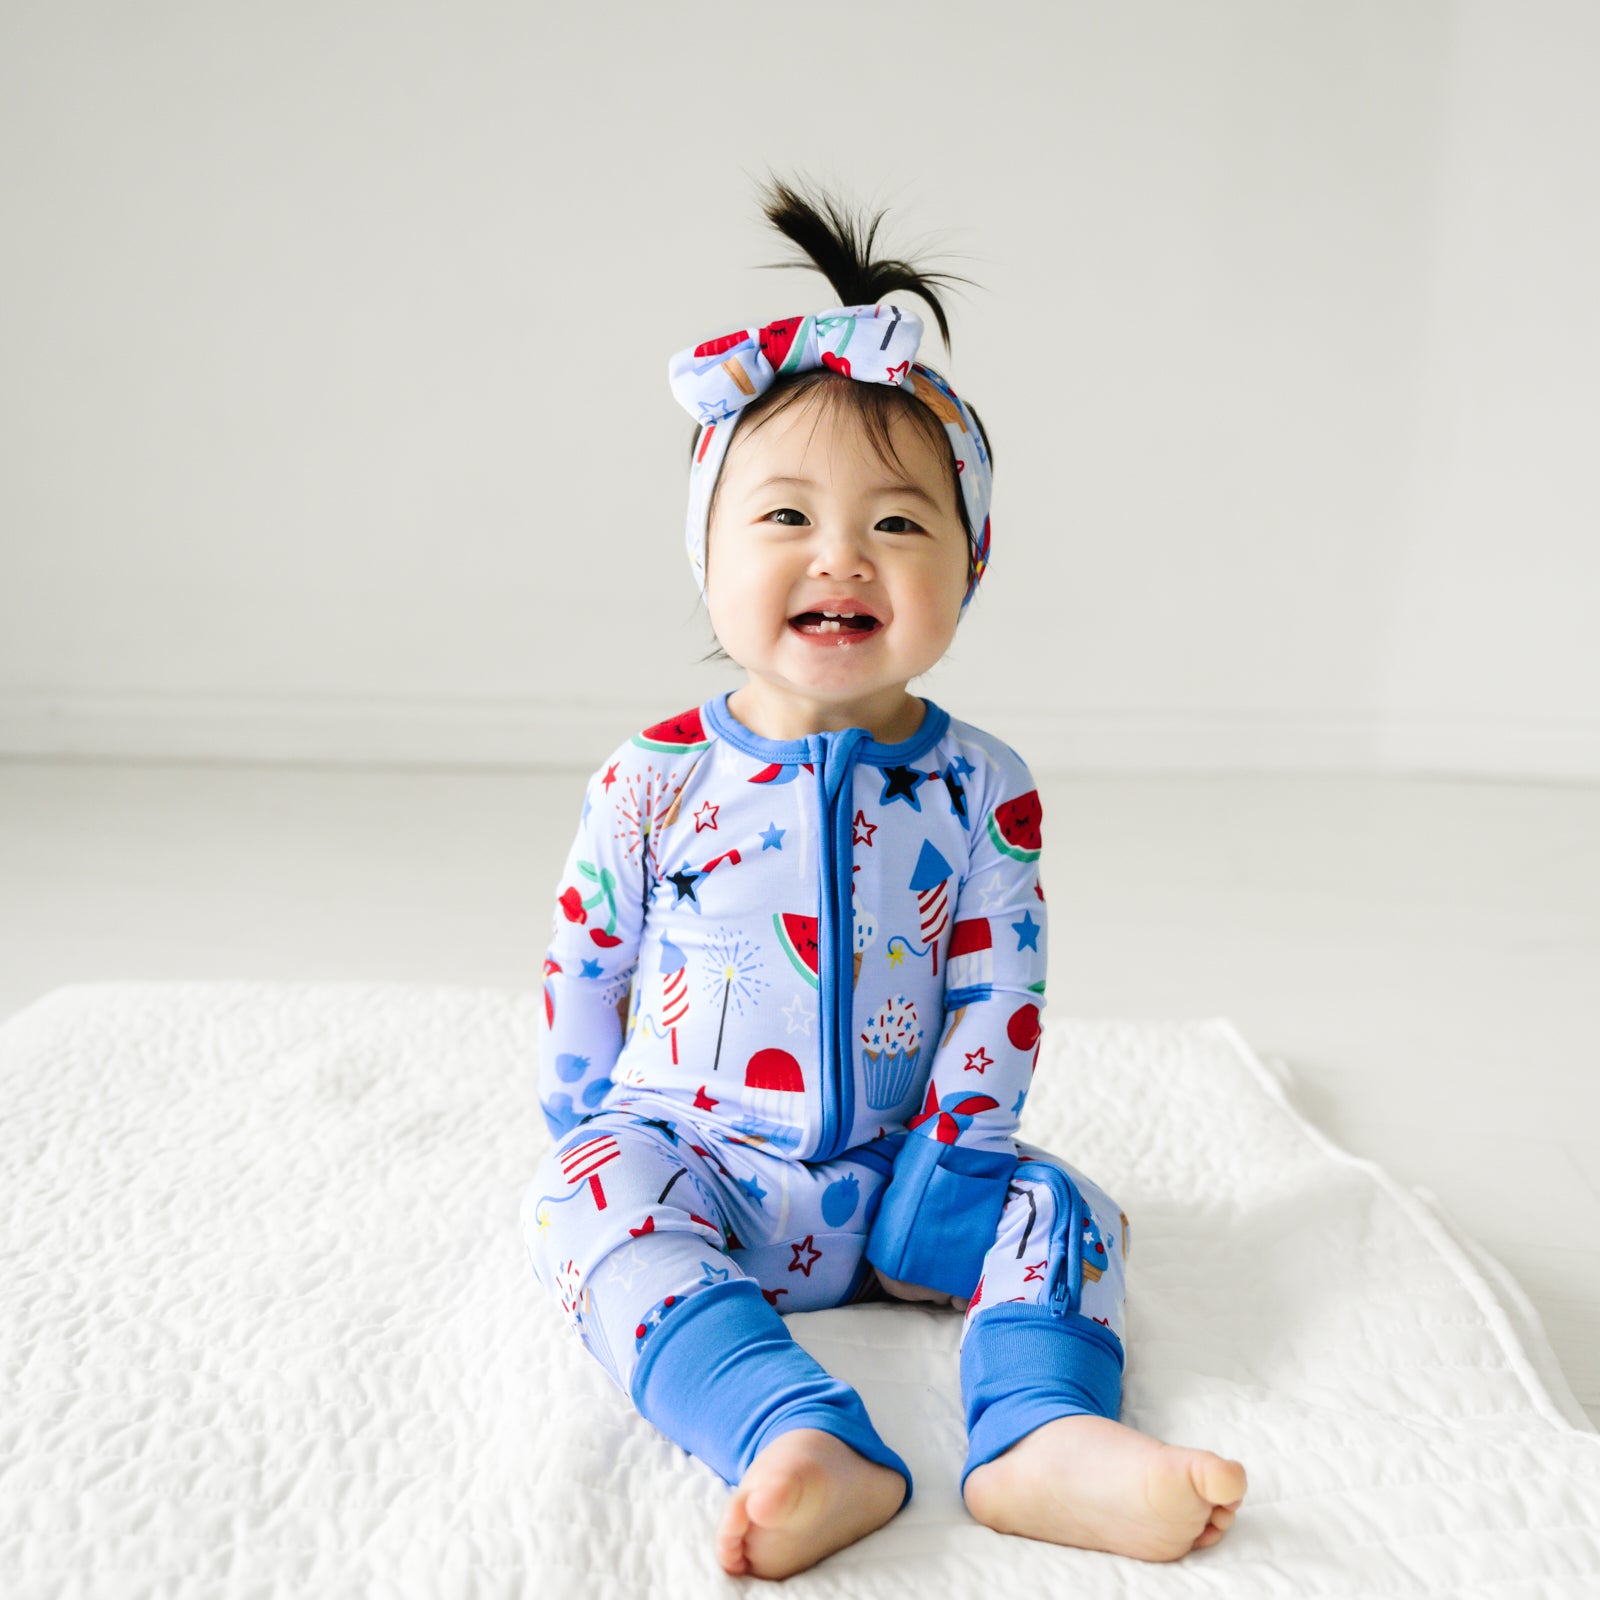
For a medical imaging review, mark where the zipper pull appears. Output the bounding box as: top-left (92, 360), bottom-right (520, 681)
top-left (1049, 1252), bottom-right (1073, 1316)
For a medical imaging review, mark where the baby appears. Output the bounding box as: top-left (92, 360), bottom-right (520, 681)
top-left (521, 174), bottom-right (1248, 1580)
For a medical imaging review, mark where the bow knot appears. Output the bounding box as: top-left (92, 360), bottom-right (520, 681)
top-left (669, 304), bottom-right (921, 424)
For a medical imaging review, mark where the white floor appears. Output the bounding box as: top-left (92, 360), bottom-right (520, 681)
top-left (3, 756), bottom-right (1596, 1427)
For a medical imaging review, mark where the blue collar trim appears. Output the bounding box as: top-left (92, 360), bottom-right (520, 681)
top-left (703, 690), bottom-right (950, 768)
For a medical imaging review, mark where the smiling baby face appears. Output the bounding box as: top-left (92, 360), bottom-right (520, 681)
top-left (704, 387), bottom-right (971, 740)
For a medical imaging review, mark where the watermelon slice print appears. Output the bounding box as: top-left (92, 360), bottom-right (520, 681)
top-left (987, 789), bottom-right (1042, 863)
top-left (634, 707), bottom-right (711, 754)
top-left (774, 912), bottom-right (820, 989)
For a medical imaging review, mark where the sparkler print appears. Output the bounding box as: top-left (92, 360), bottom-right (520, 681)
top-left (701, 927), bottom-right (770, 1073)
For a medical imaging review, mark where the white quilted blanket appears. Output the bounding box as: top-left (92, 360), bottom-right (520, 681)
top-left (3, 982), bottom-right (1598, 1599)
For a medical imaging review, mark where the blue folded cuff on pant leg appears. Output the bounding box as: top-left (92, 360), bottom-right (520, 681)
top-left (959, 1303), bottom-right (1125, 1497)
top-left (629, 1277), bottom-right (913, 1504)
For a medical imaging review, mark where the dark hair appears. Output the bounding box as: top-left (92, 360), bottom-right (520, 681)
top-left (691, 171), bottom-right (994, 665)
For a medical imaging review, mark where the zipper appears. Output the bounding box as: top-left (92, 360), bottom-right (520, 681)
top-left (811, 726), bottom-right (866, 1160)
top-left (1018, 1161), bottom-right (1083, 1318)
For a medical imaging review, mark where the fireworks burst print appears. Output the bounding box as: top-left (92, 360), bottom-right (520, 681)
top-left (610, 764), bottom-right (678, 876)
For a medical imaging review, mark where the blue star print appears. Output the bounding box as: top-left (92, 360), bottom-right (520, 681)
top-left (1012, 910), bottom-right (1040, 951)
top-left (735, 1172), bottom-right (768, 1208)
top-left (580, 958), bottom-right (603, 978)
top-left (761, 822), bottom-right (785, 850)
top-left (698, 1260), bottom-right (732, 1286)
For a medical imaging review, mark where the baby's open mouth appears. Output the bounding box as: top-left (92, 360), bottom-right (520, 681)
top-left (788, 612), bottom-right (882, 636)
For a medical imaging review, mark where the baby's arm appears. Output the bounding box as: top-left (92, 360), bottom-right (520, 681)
top-left (865, 745), bottom-right (1048, 1300)
top-left (536, 744), bottom-right (650, 1139)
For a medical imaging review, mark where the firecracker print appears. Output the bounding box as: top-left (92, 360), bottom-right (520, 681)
top-left (883, 839), bottom-right (955, 975)
top-left (652, 934), bottom-right (691, 1065)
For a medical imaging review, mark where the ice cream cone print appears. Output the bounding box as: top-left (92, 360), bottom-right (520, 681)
top-left (852, 899), bottom-right (876, 992)
top-left (1081, 1215), bottom-right (1109, 1282)
top-left (939, 1005), bottom-right (969, 1049)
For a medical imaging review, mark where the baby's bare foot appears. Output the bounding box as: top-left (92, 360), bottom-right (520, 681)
top-left (715, 1427), bottom-right (908, 1579)
top-left (963, 1412), bottom-right (1248, 1562)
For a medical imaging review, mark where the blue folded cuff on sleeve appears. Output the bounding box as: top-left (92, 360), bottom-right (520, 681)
top-left (864, 1135), bottom-right (1018, 1299)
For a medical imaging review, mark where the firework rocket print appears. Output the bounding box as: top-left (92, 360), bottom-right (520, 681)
top-left (659, 936), bottom-right (690, 1065)
top-left (888, 839), bottom-right (955, 976)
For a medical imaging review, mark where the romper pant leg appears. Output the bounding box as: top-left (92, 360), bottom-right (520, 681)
top-left (955, 1140), bottom-right (1132, 1496)
top-left (520, 1111), bottom-right (912, 1500)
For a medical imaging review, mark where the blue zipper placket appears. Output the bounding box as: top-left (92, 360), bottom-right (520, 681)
top-left (808, 726), bottom-right (868, 1160)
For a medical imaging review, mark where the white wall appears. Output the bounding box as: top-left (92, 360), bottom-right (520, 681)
top-left (1, 1), bottom-right (1595, 777)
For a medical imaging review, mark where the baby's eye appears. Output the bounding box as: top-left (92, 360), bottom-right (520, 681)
top-left (761, 509), bottom-right (924, 533)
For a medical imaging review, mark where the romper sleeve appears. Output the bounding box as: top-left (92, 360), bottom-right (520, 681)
top-left (536, 739), bottom-right (653, 1140)
top-left (864, 745), bottom-right (1047, 1299)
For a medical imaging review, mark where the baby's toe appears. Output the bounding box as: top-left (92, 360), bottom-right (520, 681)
top-left (1189, 1452), bottom-right (1248, 1512)
top-left (715, 1487), bottom-right (752, 1573)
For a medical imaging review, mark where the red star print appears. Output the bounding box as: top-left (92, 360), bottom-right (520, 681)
top-left (788, 1235), bottom-right (823, 1276)
top-left (601, 762), bottom-right (619, 791)
top-left (852, 810), bottom-right (877, 847)
top-left (1035, 877), bottom-right (1045, 901)
top-left (628, 1215), bottom-right (656, 1238)
top-left (761, 1287), bottom-right (789, 1307)
top-left (693, 800), bottom-right (719, 833)
top-left (963, 1046), bottom-right (993, 1074)
top-left (694, 1085), bottom-right (719, 1111)
top-left (1022, 1259), bottom-right (1047, 1283)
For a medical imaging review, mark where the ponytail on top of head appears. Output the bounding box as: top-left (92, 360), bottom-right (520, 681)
top-left (692, 171), bottom-right (995, 664)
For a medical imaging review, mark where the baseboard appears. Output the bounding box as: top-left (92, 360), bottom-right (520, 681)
top-left (1, 687), bottom-right (1597, 780)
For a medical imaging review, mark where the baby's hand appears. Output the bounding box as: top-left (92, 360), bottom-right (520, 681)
top-left (872, 1265), bottom-right (970, 1313)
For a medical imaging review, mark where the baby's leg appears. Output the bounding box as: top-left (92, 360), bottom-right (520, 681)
top-left (521, 1114), bottom-right (910, 1577)
top-left (958, 1151), bottom-right (1248, 1561)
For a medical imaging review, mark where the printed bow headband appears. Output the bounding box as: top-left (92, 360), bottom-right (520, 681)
top-left (666, 303), bottom-right (992, 612)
